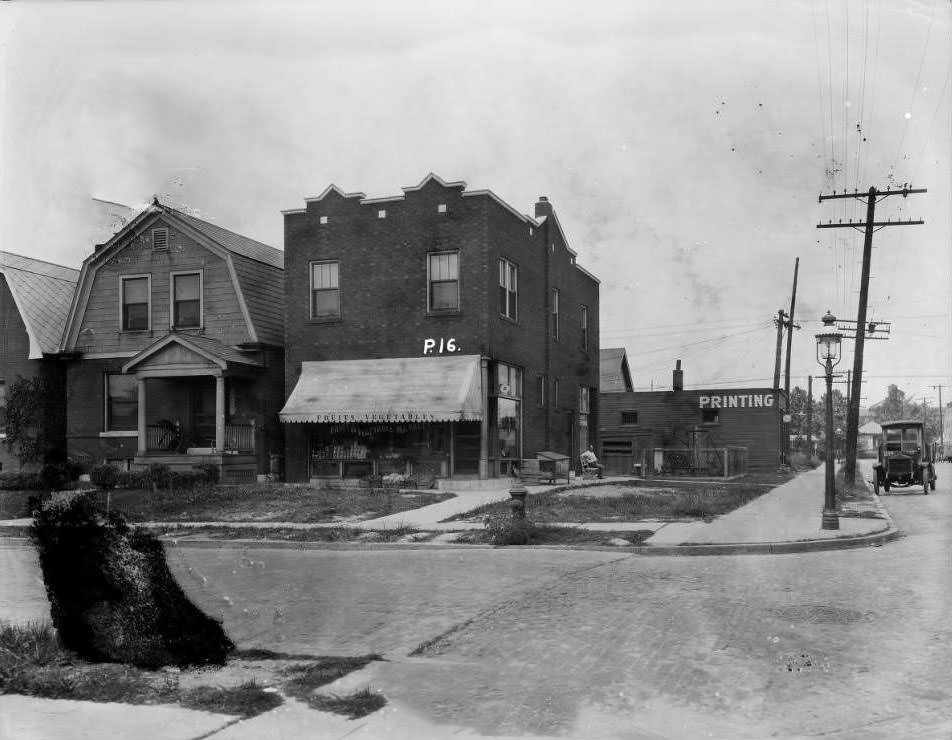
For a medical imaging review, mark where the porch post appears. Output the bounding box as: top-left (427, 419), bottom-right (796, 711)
top-left (137, 378), bottom-right (147, 455)
top-left (479, 357), bottom-right (489, 479)
top-left (215, 374), bottom-right (225, 453)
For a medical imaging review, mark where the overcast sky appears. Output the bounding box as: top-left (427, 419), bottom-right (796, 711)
top-left (1, 0), bottom-right (949, 407)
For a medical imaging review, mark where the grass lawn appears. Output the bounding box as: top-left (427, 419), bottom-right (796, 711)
top-left (0, 485), bottom-right (454, 524)
top-left (0, 621), bottom-right (386, 719)
top-left (446, 469), bottom-right (802, 524)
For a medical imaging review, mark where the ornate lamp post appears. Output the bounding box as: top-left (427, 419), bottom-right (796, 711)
top-left (816, 310), bottom-right (843, 529)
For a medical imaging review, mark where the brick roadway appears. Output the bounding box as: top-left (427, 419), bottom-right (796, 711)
top-left (158, 468), bottom-right (952, 739)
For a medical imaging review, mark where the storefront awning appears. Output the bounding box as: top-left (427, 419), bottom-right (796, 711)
top-left (280, 355), bottom-right (484, 423)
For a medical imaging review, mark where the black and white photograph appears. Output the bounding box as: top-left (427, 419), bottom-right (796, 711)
top-left (0, 1), bottom-right (950, 738)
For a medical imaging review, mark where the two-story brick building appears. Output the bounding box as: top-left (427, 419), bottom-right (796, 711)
top-left (280, 174), bottom-right (599, 484)
top-left (59, 200), bottom-right (285, 482)
top-left (0, 252), bottom-right (78, 473)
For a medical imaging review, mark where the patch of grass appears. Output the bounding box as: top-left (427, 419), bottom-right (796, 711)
top-left (154, 524), bottom-right (427, 543)
top-left (180, 679), bottom-right (282, 718)
top-left (452, 519), bottom-right (654, 547)
top-left (446, 480), bottom-right (774, 524)
top-left (85, 485), bottom-right (454, 525)
top-left (309, 687), bottom-right (387, 719)
top-left (280, 656), bottom-right (386, 718)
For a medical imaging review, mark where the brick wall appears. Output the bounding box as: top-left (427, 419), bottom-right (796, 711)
top-left (282, 178), bottom-right (600, 480)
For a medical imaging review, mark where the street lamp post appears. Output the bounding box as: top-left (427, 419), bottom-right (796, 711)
top-left (816, 310), bottom-right (843, 530)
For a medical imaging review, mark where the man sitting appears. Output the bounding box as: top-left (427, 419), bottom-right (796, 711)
top-left (580, 446), bottom-right (604, 478)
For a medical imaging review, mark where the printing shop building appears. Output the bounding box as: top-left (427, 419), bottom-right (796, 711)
top-left (280, 174), bottom-right (600, 484)
top-left (599, 362), bottom-right (787, 474)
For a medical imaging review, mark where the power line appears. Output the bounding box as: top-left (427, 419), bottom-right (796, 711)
top-left (892, 0), bottom-right (938, 173)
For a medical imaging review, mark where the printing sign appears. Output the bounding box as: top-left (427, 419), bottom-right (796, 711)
top-left (699, 394), bottom-right (775, 409)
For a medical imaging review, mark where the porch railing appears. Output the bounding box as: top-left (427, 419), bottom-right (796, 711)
top-left (145, 423), bottom-right (255, 453)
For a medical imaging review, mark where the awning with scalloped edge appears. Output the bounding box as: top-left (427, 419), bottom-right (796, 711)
top-left (280, 355), bottom-right (483, 423)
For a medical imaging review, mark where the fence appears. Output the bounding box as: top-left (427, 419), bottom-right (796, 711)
top-left (647, 447), bottom-right (748, 478)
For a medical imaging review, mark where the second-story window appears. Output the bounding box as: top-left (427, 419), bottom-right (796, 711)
top-left (551, 288), bottom-right (560, 340)
top-left (580, 304), bottom-right (589, 350)
top-left (121, 275), bottom-right (150, 331)
top-left (499, 258), bottom-right (518, 320)
top-left (428, 251), bottom-right (459, 311)
top-left (579, 386), bottom-right (590, 414)
top-left (310, 261), bottom-right (340, 319)
top-left (172, 272), bottom-right (202, 328)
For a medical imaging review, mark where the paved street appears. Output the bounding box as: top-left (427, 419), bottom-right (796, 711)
top-left (154, 466), bottom-right (952, 738)
top-left (2, 464), bottom-right (950, 739)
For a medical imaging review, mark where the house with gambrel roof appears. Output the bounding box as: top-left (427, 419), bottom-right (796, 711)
top-left (0, 251), bottom-right (79, 472)
top-left (60, 199), bottom-right (284, 482)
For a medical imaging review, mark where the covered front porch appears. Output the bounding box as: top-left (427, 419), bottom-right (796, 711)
top-left (123, 334), bottom-right (265, 483)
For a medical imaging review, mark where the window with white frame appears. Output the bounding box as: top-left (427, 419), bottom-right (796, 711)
top-left (171, 272), bottom-right (202, 328)
top-left (499, 258), bottom-right (518, 320)
top-left (552, 377), bottom-right (560, 409)
top-left (579, 386), bottom-right (590, 414)
top-left (121, 275), bottom-right (150, 331)
top-left (310, 261), bottom-right (340, 318)
top-left (105, 374), bottom-right (138, 432)
top-left (551, 288), bottom-right (560, 340)
top-left (428, 251), bottom-right (459, 311)
top-left (535, 374), bottom-right (546, 408)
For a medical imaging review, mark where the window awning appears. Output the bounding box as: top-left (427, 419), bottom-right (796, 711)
top-left (280, 355), bottom-right (484, 423)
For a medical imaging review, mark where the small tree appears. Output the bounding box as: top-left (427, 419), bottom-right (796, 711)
top-left (3, 375), bottom-right (64, 466)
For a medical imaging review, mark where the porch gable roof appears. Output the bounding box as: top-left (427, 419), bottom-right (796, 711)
top-left (122, 333), bottom-right (263, 374)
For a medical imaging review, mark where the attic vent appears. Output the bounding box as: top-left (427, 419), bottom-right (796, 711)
top-left (319, 216), bottom-right (329, 225)
top-left (437, 204), bottom-right (447, 214)
top-left (152, 228), bottom-right (169, 251)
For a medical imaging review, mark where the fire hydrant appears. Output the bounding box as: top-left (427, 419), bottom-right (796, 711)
top-left (509, 484), bottom-right (528, 520)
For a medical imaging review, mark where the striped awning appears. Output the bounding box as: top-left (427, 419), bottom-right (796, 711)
top-left (280, 355), bottom-right (483, 424)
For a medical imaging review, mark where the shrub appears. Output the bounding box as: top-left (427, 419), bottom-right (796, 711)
top-left (116, 469), bottom-right (150, 490)
top-left (193, 463), bottom-right (220, 485)
top-left (146, 464), bottom-right (172, 490)
top-left (484, 511), bottom-right (537, 546)
top-left (30, 493), bottom-right (234, 668)
top-left (38, 462), bottom-right (82, 492)
top-left (90, 464), bottom-right (120, 491)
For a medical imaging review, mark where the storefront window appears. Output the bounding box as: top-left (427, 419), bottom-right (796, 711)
top-left (494, 362), bottom-right (522, 462)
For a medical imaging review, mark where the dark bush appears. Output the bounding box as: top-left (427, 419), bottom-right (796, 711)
top-left (90, 464), bottom-right (120, 491)
top-left (146, 464), bottom-right (172, 490)
top-left (0, 471), bottom-right (44, 491)
top-left (116, 469), bottom-right (150, 490)
top-left (30, 492), bottom-right (234, 668)
top-left (38, 462), bottom-right (82, 492)
top-left (193, 462), bottom-right (220, 485)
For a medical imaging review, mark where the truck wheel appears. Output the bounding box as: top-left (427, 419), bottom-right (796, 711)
top-left (873, 475), bottom-right (880, 495)
top-left (930, 477), bottom-right (936, 490)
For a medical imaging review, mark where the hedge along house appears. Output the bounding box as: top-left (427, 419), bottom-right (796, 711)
top-left (598, 360), bottom-right (787, 476)
top-left (59, 200), bottom-right (284, 483)
top-left (0, 252), bottom-right (79, 473)
top-left (280, 174), bottom-right (599, 485)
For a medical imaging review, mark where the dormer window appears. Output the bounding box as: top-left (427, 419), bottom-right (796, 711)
top-left (171, 271), bottom-right (202, 328)
top-left (121, 275), bottom-right (150, 331)
top-left (152, 228), bottom-right (169, 251)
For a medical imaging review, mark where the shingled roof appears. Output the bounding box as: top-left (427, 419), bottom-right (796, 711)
top-left (0, 251), bottom-right (79, 358)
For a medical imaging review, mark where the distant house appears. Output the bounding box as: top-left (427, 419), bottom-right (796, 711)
top-left (857, 420), bottom-right (882, 457)
top-left (59, 200), bottom-right (284, 482)
top-left (600, 348), bottom-right (633, 393)
top-left (0, 252), bottom-right (79, 473)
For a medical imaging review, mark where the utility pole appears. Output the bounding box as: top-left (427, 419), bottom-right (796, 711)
top-left (773, 309), bottom-right (787, 390)
top-left (817, 185), bottom-right (926, 484)
top-left (930, 385), bottom-right (946, 453)
top-left (782, 259), bottom-right (801, 467)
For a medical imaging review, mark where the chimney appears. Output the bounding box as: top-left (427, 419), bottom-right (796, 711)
top-left (673, 360), bottom-right (683, 391)
top-left (534, 196), bottom-right (553, 219)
